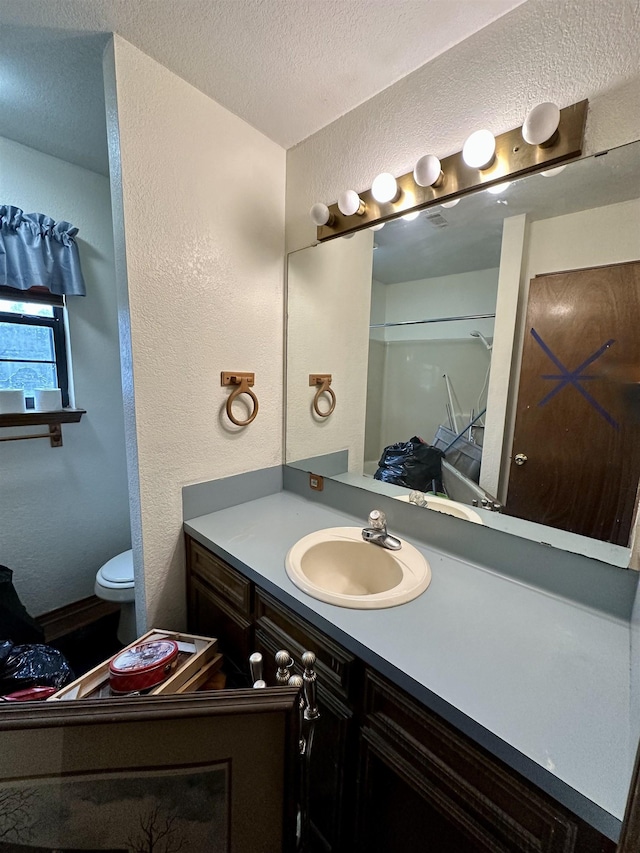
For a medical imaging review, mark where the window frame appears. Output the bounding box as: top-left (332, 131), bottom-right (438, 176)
top-left (0, 286), bottom-right (70, 408)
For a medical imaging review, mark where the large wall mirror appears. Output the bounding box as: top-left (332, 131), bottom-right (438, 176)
top-left (286, 139), bottom-right (640, 568)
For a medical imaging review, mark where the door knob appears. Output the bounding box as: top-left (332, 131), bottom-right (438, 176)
top-left (514, 453), bottom-right (528, 466)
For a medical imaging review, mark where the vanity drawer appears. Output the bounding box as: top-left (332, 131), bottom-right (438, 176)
top-left (361, 669), bottom-right (612, 853)
top-left (188, 539), bottom-right (252, 617)
top-left (255, 589), bottom-right (357, 701)
top-left (187, 575), bottom-right (253, 671)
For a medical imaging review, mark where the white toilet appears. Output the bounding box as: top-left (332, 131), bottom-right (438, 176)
top-left (95, 549), bottom-right (137, 645)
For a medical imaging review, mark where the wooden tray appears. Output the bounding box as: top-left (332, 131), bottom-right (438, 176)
top-left (49, 628), bottom-right (221, 701)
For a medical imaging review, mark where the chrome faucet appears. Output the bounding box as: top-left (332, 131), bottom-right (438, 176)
top-left (362, 510), bottom-right (402, 550)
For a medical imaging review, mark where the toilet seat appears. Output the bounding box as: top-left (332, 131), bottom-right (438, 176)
top-left (95, 549), bottom-right (137, 644)
top-left (97, 549), bottom-right (134, 589)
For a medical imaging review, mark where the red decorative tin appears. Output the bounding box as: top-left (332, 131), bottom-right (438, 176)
top-left (108, 639), bottom-right (179, 695)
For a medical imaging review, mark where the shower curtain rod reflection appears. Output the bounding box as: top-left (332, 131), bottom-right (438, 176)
top-left (369, 312), bottom-right (495, 329)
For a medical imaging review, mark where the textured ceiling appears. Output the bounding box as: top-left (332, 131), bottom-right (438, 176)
top-left (0, 27), bottom-right (110, 175)
top-left (0, 0), bottom-right (525, 175)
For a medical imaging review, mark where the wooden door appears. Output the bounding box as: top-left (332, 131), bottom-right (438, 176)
top-left (506, 261), bottom-right (640, 545)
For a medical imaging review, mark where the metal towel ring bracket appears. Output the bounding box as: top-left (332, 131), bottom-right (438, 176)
top-left (221, 372), bottom-right (259, 426)
top-left (309, 374), bottom-right (336, 418)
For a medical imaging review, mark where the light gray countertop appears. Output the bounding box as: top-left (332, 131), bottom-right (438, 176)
top-left (185, 490), bottom-right (634, 838)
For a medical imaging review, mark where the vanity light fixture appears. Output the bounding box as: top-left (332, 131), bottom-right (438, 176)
top-left (413, 154), bottom-right (444, 188)
top-left (309, 203), bottom-right (335, 227)
top-left (540, 164), bottom-right (567, 177)
top-left (370, 222), bottom-right (386, 231)
top-left (371, 172), bottom-right (401, 204)
top-left (312, 99), bottom-right (587, 241)
top-left (462, 129), bottom-right (496, 170)
top-left (522, 102), bottom-right (561, 147)
top-left (338, 190), bottom-right (366, 216)
top-left (487, 181), bottom-right (512, 195)
top-left (401, 211), bottom-right (420, 221)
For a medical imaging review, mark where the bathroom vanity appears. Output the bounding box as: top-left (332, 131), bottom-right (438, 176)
top-left (184, 489), bottom-right (632, 852)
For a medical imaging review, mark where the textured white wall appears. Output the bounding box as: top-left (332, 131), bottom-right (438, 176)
top-left (286, 230), bottom-right (373, 470)
top-left (107, 37), bottom-right (286, 631)
top-left (286, 0), bottom-right (640, 253)
top-left (0, 136), bottom-right (131, 616)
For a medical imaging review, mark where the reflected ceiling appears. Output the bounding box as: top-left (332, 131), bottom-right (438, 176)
top-left (373, 143), bottom-right (640, 284)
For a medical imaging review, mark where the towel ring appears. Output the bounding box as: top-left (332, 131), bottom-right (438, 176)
top-left (221, 372), bottom-right (259, 426)
top-left (309, 374), bottom-right (336, 418)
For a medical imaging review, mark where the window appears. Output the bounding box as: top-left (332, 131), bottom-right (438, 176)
top-left (0, 287), bottom-right (70, 408)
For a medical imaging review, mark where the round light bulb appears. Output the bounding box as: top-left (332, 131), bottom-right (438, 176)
top-left (371, 172), bottom-right (400, 204)
top-left (523, 102), bottom-right (560, 146)
top-left (441, 198), bottom-right (460, 208)
top-left (487, 181), bottom-right (512, 195)
top-left (338, 189), bottom-right (365, 216)
top-left (309, 202), bottom-right (332, 226)
top-left (413, 154), bottom-right (443, 188)
top-left (540, 164), bottom-right (567, 177)
top-left (462, 129), bottom-right (496, 170)
top-left (370, 222), bottom-right (385, 231)
top-left (401, 210), bottom-right (420, 222)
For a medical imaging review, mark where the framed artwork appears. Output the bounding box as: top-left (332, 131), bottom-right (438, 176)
top-left (0, 688), bottom-right (299, 853)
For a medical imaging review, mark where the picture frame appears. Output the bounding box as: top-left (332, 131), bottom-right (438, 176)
top-left (0, 688), bottom-right (299, 852)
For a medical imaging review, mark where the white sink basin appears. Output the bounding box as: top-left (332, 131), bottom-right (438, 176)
top-left (394, 493), bottom-right (483, 524)
top-left (285, 527), bottom-right (431, 609)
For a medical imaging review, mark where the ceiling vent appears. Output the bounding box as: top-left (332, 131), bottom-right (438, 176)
top-left (424, 210), bottom-right (449, 228)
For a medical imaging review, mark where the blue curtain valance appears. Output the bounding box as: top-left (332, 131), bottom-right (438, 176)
top-left (0, 204), bottom-right (86, 297)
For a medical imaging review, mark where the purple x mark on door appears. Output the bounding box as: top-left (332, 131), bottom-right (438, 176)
top-left (530, 327), bottom-right (619, 429)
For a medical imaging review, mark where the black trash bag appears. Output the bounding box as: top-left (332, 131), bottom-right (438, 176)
top-left (374, 436), bottom-right (444, 492)
top-left (0, 640), bottom-right (74, 695)
top-left (0, 564), bottom-right (45, 644)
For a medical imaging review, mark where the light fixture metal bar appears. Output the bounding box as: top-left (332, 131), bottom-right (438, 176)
top-left (317, 99), bottom-right (588, 241)
top-left (370, 312), bottom-right (496, 329)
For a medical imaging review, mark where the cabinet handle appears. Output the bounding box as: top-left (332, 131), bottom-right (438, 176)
top-left (302, 651), bottom-right (320, 721)
top-left (275, 649), bottom-right (294, 684)
top-left (249, 652), bottom-right (263, 685)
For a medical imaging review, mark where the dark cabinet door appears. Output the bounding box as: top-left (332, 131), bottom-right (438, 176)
top-left (186, 537), bottom-right (254, 677)
top-left (255, 604), bottom-right (357, 853)
top-left (357, 726), bottom-right (492, 853)
top-left (357, 670), bottom-right (615, 853)
top-left (187, 574), bottom-right (253, 676)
